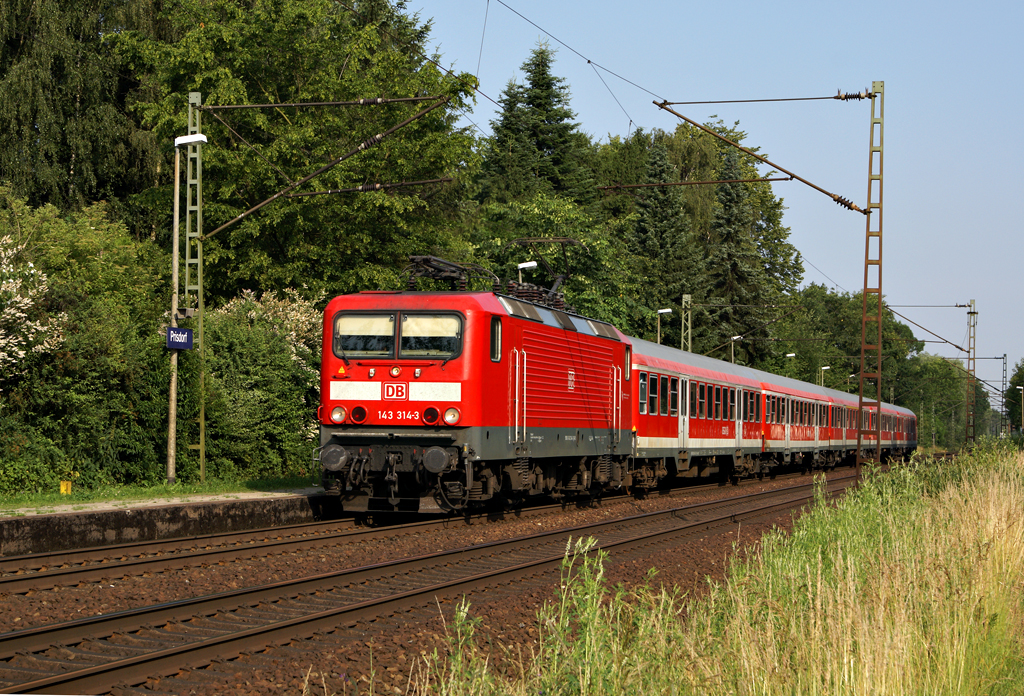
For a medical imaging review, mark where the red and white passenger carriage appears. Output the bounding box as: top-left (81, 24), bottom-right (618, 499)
top-left (317, 263), bottom-right (916, 512)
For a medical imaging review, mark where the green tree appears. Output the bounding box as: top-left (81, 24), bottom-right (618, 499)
top-left (0, 0), bottom-right (163, 212)
top-left (700, 148), bottom-right (775, 364)
top-left (471, 193), bottom-right (641, 329)
top-left (625, 142), bottom-right (706, 345)
top-left (115, 0), bottom-right (477, 301)
top-left (478, 43), bottom-right (593, 204)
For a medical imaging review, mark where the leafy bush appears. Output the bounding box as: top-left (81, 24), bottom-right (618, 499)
top-left (178, 289), bottom-right (322, 482)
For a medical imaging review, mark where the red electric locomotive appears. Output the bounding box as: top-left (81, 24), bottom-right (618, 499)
top-left (317, 258), bottom-right (917, 512)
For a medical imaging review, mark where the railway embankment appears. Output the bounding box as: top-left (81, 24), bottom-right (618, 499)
top-left (405, 442), bottom-right (1024, 695)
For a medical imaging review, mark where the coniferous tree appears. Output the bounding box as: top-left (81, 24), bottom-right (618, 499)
top-left (479, 43), bottom-right (593, 204)
top-left (630, 142), bottom-right (705, 346)
top-left (702, 147), bottom-right (773, 364)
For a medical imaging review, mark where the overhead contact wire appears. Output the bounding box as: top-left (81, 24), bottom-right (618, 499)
top-left (477, 0), bottom-right (490, 79)
top-left (491, 0), bottom-right (666, 101)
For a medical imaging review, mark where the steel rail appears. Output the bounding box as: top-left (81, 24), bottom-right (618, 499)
top-left (0, 470), bottom-right (828, 594)
top-left (0, 478), bottom-right (850, 693)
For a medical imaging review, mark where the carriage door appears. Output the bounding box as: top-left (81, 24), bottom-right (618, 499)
top-left (735, 388), bottom-right (743, 450)
top-left (678, 379), bottom-right (688, 448)
top-left (785, 398), bottom-right (792, 450)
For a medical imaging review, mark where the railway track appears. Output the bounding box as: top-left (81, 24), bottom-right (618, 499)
top-left (0, 475), bottom-right (852, 694)
top-left (0, 469), bottom-right (827, 595)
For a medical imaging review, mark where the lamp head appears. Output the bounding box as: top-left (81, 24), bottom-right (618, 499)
top-left (517, 261), bottom-right (538, 270)
top-left (174, 133), bottom-right (208, 147)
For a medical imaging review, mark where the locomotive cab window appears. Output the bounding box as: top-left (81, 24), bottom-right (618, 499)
top-left (334, 314), bottom-right (396, 358)
top-left (400, 314), bottom-right (462, 359)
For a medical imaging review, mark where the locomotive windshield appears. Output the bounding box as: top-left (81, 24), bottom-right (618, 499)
top-left (400, 314), bottom-right (461, 358)
top-left (333, 312), bottom-right (462, 360)
top-left (334, 314), bottom-right (395, 357)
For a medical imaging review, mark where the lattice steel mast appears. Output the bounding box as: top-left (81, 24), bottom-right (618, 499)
top-left (857, 82), bottom-right (884, 472)
top-left (184, 92), bottom-right (206, 480)
top-left (966, 299), bottom-right (977, 443)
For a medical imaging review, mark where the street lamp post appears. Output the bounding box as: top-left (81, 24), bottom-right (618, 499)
top-left (517, 260), bottom-right (537, 284)
top-left (819, 365), bottom-right (831, 387)
top-left (731, 335), bottom-right (743, 364)
top-left (656, 308), bottom-right (672, 344)
top-left (167, 133), bottom-right (207, 486)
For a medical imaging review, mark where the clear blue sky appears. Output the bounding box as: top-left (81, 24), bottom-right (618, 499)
top-left (411, 0), bottom-right (1022, 410)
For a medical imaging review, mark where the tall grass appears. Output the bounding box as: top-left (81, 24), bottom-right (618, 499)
top-left (407, 440), bottom-right (1024, 695)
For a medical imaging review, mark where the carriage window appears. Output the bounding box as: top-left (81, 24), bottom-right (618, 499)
top-left (400, 314), bottom-right (462, 359)
top-left (639, 372), bottom-right (648, 415)
top-left (742, 392), bottom-right (749, 422)
top-left (714, 386), bottom-right (722, 420)
top-left (690, 381), bottom-right (698, 418)
top-left (660, 375), bottom-right (670, 416)
top-left (699, 384), bottom-right (706, 419)
top-left (490, 316), bottom-right (502, 362)
top-left (729, 389), bottom-right (736, 421)
top-left (649, 374), bottom-right (659, 415)
top-left (756, 393), bottom-right (761, 422)
top-left (670, 377), bottom-right (679, 416)
top-left (334, 313), bottom-right (395, 358)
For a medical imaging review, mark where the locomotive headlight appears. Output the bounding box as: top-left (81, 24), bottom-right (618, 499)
top-left (443, 407), bottom-right (461, 425)
top-left (330, 406), bottom-right (348, 423)
top-left (390, 366), bottom-right (401, 377)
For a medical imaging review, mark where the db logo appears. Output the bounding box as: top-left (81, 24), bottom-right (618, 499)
top-left (384, 382), bottom-right (408, 400)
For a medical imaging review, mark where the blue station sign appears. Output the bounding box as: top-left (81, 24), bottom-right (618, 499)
top-left (166, 327), bottom-right (194, 350)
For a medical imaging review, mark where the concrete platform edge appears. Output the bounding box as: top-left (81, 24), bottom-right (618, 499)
top-left (0, 494), bottom-right (334, 556)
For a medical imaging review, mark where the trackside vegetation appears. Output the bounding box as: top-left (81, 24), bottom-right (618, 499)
top-left (368, 440), bottom-right (1024, 695)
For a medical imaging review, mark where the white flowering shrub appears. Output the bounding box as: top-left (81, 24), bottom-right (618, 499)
top-left (0, 235), bottom-right (64, 383)
top-left (190, 288), bottom-right (326, 481)
top-left (213, 287), bottom-right (324, 392)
